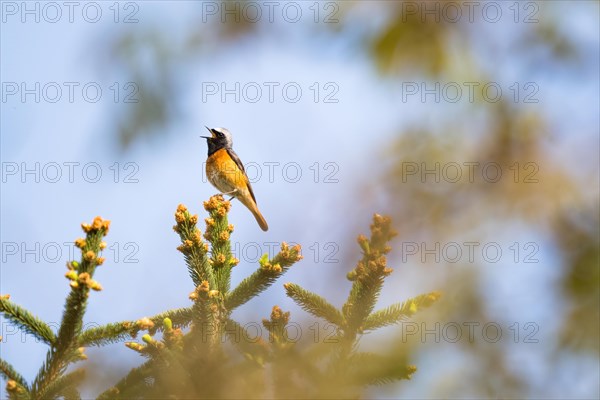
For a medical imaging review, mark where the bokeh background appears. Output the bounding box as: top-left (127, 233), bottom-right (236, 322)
top-left (1, 0), bottom-right (598, 398)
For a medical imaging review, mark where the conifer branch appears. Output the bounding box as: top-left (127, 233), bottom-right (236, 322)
top-left (79, 321), bottom-right (142, 347)
top-left (126, 333), bottom-right (188, 380)
top-left (31, 334), bottom-right (87, 398)
top-left (189, 280), bottom-right (223, 349)
top-left (79, 308), bottom-right (193, 347)
top-left (0, 358), bottom-right (28, 390)
top-left (343, 214), bottom-right (397, 335)
top-left (202, 195), bottom-right (235, 293)
top-left (262, 306), bottom-right (304, 398)
top-left (283, 283), bottom-right (345, 326)
top-left (347, 352), bottom-right (416, 385)
top-left (37, 369), bottom-right (85, 400)
top-left (345, 273), bottom-right (385, 332)
top-left (96, 362), bottom-right (152, 400)
top-left (362, 292), bottom-right (442, 332)
top-left (61, 387), bottom-right (81, 400)
top-left (174, 204), bottom-right (215, 289)
top-left (262, 306), bottom-right (292, 347)
top-left (0, 296), bottom-right (56, 345)
top-left (144, 307), bottom-right (194, 333)
top-left (119, 320), bottom-right (215, 399)
top-left (224, 318), bottom-right (268, 365)
top-left (4, 378), bottom-right (29, 400)
top-left (1, 196), bottom-right (439, 398)
top-left (225, 243), bottom-right (302, 311)
top-left (31, 216), bottom-right (110, 398)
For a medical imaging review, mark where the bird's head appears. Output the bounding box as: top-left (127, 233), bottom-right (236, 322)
top-left (201, 126), bottom-right (233, 149)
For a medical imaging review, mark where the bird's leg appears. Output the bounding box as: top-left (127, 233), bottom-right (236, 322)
top-left (219, 189), bottom-right (239, 200)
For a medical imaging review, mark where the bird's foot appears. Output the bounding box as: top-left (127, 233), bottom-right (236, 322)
top-left (219, 189), bottom-right (239, 200)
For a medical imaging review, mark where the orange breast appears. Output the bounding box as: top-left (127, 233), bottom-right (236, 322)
top-left (206, 149), bottom-right (248, 193)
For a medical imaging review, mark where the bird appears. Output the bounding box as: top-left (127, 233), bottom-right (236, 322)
top-left (201, 127), bottom-right (269, 231)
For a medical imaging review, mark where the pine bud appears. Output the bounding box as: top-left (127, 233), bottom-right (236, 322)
top-left (125, 342), bottom-right (145, 352)
top-left (65, 270), bottom-right (78, 281)
top-left (357, 234), bottom-right (370, 254)
top-left (142, 334), bottom-right (154, 344)
top-left (77, 347), bottom-right (87, 360)
top-left (219, 231), bottom-right (230, 241)
top-left (6, 380), bottom-right (17, 391)
top-left (409, 302), bottom-right (417, 314)
top-left (259, 253), bottom-right (269, 267)
top-left (136, 317), bottom-right (155, 330)
top-left (90, 280), bottom-right (103, 291)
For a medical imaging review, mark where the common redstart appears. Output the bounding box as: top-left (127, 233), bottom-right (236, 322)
top-left (201, 127), bottom-right (269, 231)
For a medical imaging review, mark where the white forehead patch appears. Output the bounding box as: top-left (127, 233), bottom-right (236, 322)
top-left (212, 127), bottom-right (233, 145)
top-left (214, 127), bottom-right (231, 136)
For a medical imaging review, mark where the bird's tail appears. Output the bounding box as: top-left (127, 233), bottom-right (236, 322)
top-left (238, 193), bottom-right (269, 231)
top-left (251, 208), bottom-right (269, 232)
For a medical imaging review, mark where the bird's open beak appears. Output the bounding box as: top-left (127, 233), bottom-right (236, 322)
top-left (200, 126), bottom-right (213, 139)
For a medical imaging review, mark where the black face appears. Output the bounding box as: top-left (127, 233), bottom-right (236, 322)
top-left (203, 127), bottom-right (229, 156)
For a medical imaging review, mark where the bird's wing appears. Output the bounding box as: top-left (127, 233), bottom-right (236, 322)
top-left (226, 148), bottom-right (257, 204)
